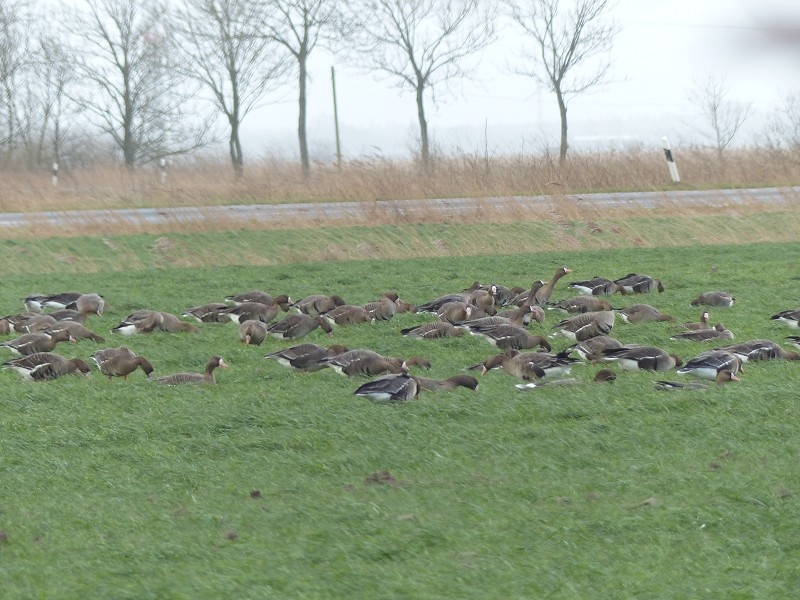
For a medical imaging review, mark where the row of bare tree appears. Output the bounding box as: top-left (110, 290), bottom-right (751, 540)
top-left (0, 0), bottom-right (787, 178)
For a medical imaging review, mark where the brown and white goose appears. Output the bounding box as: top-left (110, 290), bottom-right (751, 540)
top-left (239, 320), bottom-right (269, 345)
top-left (320, 349), bottom-right (407, 377)
top-left (568, 335), bottom-right (623, 362)
top-left (354, 373), bottom-right (420, 402)
top-left (292, 294), bottom-right (346, 316)
top-left (3, 352), bottom-right (91, 381)
top-left (464, 322), bottom-right (551, 351)
top-left (616, 304), bottom-right (675, 324)
top-left (219, 301), bottom-right (282, 325)
top-left (654, 370), bottom-right (739, 390)
top-left (155, 356), bottom-right (227, 385)
top-left (682, 311), bottom-right (711, 330)
top-left (476, 349), bottom-right (578, 380)
top-left (45, 321), bottom-right (106, 343)
top-left (0, 329), bottom-right (76, 355)
top-left (670, 324), bottom-right (733, 342)
top-left (416, 374), bottom-right (480, 392)
top-left (92, 347), bottom-right (154, 381)
top-left (613, 273), bottom-right (664, 294)
top-left (715, 339), bottom-right (800, 362)
top-left (600, 345), bottom-right (682, 372)
top-left (552, 310), bottom-right (615, 341)
top-left (264, 343), bottom-right (350, 372)
top-left (692, 291), bottom-right (735, 308)
top-left (322, 304), bottom-right (372, 326)
top-left (771, 308), bottom-right (800, 329)
top-left (533, 267), bottom-right (572, 305)
top-left (400, 322), bottom-right (466, 339)
top-left (225, 291), bottom-right (291, 309)
top-left (677, 350), bottom-right (743, 380)
top-left (23, 292), bottom-right (84, 313)
top-left (548, 296), bottom-right (614, 314)
top-left (568, 276), bottom-right (625, 296)
top-left (182, 303), bottom-right (229, 323)
top-left (267, 314), bottom-right (333, 340)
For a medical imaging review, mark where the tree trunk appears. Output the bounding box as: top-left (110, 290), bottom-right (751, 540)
top-left (556, 88), bottom-right (568, 166)
top-left (415, 83), bottom-right (429, 164)
top-left (297, 48), bottom-right (310, 178)
top-left (229, 115), bottom-right (243, 178)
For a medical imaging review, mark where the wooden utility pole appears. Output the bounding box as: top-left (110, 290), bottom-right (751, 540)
top-left (331, 66), bottom-right (342, 169)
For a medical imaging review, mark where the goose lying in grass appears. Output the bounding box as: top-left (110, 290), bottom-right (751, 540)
top-left (714, 339), bottom-right (800, 362)
top-left (474, 349), bottom-right (579, 380)
top-left (548, 296), bottom-right (614, 314)
top-left (154, 356), bottom-right (227, 385)
top-left (239, 320), bottom-right (269, 345)
top-left (613, 273), bottom-right (664, 294)
top-left (2, 352), bottom-right (92, 381)
top-left (552, 311), bottom-right (615, 341)
top-left (515, 368), bottom-right (616, 390)
top-left (691, 291), bottom-right (735, 308)
top-left (617, 304), bottom-right (674, 324)
top-left (654, 370), bottom-right (739, 390)
top-left (670, 324), bottom-right (734, 342)
top-left (264, 343), bottom-right (350, 372)
top-left (568, 276), bottom-right (625, 296)
top-left (771, 308), bottom-right (800, 329)
top-left (400, 322), bottom-right (466, 339)
top-left (23, 291), bottom-right (84, 312)
top-left (599, 345), bottom-right (682, 372)
top-left (682, 311), bottom-right (710, 331)
top-left (354, 372), bottom-right (479, 402)
top-left (676, 350), bottom-right (743, 380)
top-left (112, 311), bottom-right (198, 335)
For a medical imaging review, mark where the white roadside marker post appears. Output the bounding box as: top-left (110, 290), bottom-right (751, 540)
top-left (661, 137), bottom-right (680, 183)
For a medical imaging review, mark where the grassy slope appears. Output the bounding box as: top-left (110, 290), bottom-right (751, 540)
top-left (1, 237), bottom-right (800, 598)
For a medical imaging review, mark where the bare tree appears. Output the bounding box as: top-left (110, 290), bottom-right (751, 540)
top-left (689, 74), bottom-right (752, 159)
top-left (0, 0), bottom-right (33, 165)
top-left (766, 90), bottom-right (800, 151)
top-left (343, 0), bottom-right (495, 165)
top-left (176, 0), bottom-right (290, 178)
top-left (504, 0), bottom-right (618, 165)
top-left (66, 0), bottom-right (211, 170)
top-left (260, 0), bottom-right (342, 177)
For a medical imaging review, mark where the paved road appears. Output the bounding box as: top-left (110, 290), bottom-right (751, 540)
top-left (2, 186), bottom-right (798, 229)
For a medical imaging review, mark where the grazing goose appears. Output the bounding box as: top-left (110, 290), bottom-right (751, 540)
top-left (264, 343), bottom-right (350, 372)
top-left (155, 312), bottom-right (199, 333)
top-left (477, 350), bottom-right (578, 380)
top-left (45, 321), bottom-right (106, 343)
top-left (677, 350), bottom-right (743, 380)
top-left (568, 335), bottom-right (623, 362)
top-left (400, 322), bottom-right (466, 339)
top-left (613, 273), bottom-right (664, 294)
top-left (322, 304), bottom-right (372, 326)
top-left (617, 304), bottom-right (675, 324)
top-left (219, 301), bottom-right (282, 325)
top-left (715, 339), bottom-right (800, 362)
top-left (23, 292), bottom-right (84, 312)
top-left (155, 356), bottom-right (227, 385)
top-left (3, 352), bottom-right (92, 381)
top-left (654, 370), bottom-right (739, 391)
top-left (533, 267), bottom-right (572, 305)
top-left (568, 276), bottom-right (625, 296)
top-left (239, 320), bottom-right (269, 345)
top-left (548, 296), bottom-right (614, 314)
top-left (293, 294), bottom-right (346, 316)
top-left (0, 329), bottom-right (76, 355)
top-left (787, 335), bottom-right (800, 351)
top-left (600, 345), bottom-right (682, 372)
top-left (464, 322), bottom-right (551, 351)
top-left (691, 291), bottom-right (735, 308)
top-left (267, 314), bottom-right (333, 340)
top-left (111, 310), bottom-right (164, 335)
top-left (552, 310), bottom-right (615, 341)
top-left (225, 291), bottom-right (291, 309)
top-left (354, 373), bottom-right (420, 402)
top-left (65, 293), bottom-right (106, 317)
top-left (682, 311), bottom-right (711, 331)
top-left (415, 292), bottom-right (473, 314)
top-left (670, 324), bottom-right (733, 342)
top-left (437, 301), bottom-right (482, 324)
top-left (92, 347), bottom-right (154, 381)
top-left (515, 368), bottom-right (617, 390)
top-left (771, 308), bottom-right (800, 329)
top-left (321, 349), bottom-right (407, 377)
top-left (363, 294), bottom-right (400, 321)
top-left (8, 313), bottom-right (57, 333)
top-left (182, 303), bottom-right (229, 323)
top-left (416, 374), bottom-right (480, 392)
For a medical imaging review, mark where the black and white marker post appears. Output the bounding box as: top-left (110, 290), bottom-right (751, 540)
top-left (661, 137), bottom-right (680, 183)
top-left (52, 162), bottom-right (59, 187)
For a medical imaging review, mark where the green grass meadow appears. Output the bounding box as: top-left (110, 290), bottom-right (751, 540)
top-left (2, 230), bottom-right (800, 598)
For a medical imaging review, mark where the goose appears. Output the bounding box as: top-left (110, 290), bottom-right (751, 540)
top-left (354, 373), bottom-right (420, 402)
top-left (322, 304), bottom-right (372, 326)
top-left (23, 292), bottom-right (84, 312)
top-left (548, 296), bottom-right (614, 314)
top-left (415, 292), bottom-right (473, 314)
top-left (3, 352), bottom-right (92, 381)
top-left (670, 324), bottom-right (733, 342)
top-left (225, 291), bottom-right (291, 309)
top-left (219, 301), bottom-right (282, 325)
top-left (7, 313), bottom-right (57, 333)
top-left (92, 347), bottom-right (154, 382)
top-left (600, 345), bottom-right (682, 372)
top-left (400, 322), bottom-right (466, 339)
top-left (363, 294), bottom-right (400, 321)
top-left (464, 322), bottom-right (551, 351)
top-left (239, 320), bottom-right (269, 345)
top-left (321, 349), bottom-right (407, 377)
top-left (154, 356), bottom-right (227, 385)
top-left (617, 304), bottom-right (675, 324)
top-left (771, 308), bottom-right (800, 329)
top-left (154, 312), bottom-right (199, 333)
top-left (509, 280), bottom-right (546, 306)
top-left (568, 276), bottom-right (625, 296)
top-left (415, 374), bottom-right (480, 392)
top-left (787, 335), bottom-right (800, 350)
top-left (292, 294), bottom-right (346, 316)
top-left (568, 335), bottom-right (623, 362)
top-left (267, 314), bottom-right (333, 340)
top-left (682, 311), bottom-right (711, 330)
top-left (613, 273), bottom-right (664, 294)
top-left (714, 339), bottom-right (800, 362)
top-left (182, 303), bottom-right (229, 323)
top-left (436, 301), bottom-right (480, 324)
top-left (676, 350), bottom-right (743, 380)
top-left (477, 350), bottom-right (578, 380)
top-left (65, 293), bottom-right (106, 317)
top-left (533, 267), bottom-right (572, 305)
top-left (552, 310), bottom-right (615, 341)
top-left (45, 321), bottom-right (106, 343)
top-left (654, 370), bottom-right (739, 391)
top-left (515, 368), bottom-right (617, 390)
top-left (111, 310), bottom-right (164, 335)
top-left (491, 304), bottom-right (545, 326)
top-left (0, 329), bottom-right (76, 355)
top-left (691, 291), bottom-right (735, 308)
top-left (264, 343), bottom-right (350, 372)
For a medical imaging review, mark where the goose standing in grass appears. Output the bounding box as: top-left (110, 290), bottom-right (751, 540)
top-left (219, 301), bottom-right (283, 325)
top-left (321, 349), bottom-right (407, 377)
top-left (464, 321), bottom-right (551, 351)
top-left (267, 314), bottom-right (334, 340)
top-left (363, 293), bottom-right (401, 321)
top-left (613, 273), bottom-right (665, 294)
top-left (3, 352), bottom-right (92, 381)
top-left (155, 356), bottom-right (227, 385)
top-left (239, 320), bottom-right (269, 345)
top-left (533, 267), bottom-right (572, 305)
top-left (715, 339), bottom-right (800, 362)
top-left (111, 310), bottom-right (164, 335)
top-left (182, 303), bottom-right (230, 323)
top-left (568, 335), bottom-right (623, 362)
top-left (691, 291), bottom-right (735, 308)
top-left (552, 310), bottom-right (615, 341)
top-left (400, 322), bottom-right (466, 339)
top-left (322, 304), bottom-right (372, 326)
top-left (600, 345), bottom-right (682, 372)
top-left (568, 276), bottom-right (625, 296)
top-left (45, 321), bottom-right (106, 343)
top-left (677, 350), bottom-right (743, 380)
top-left (617, 304), bottom-right (675, 324)
top-left (354, 373), bottom-right (420, 402)
top-left (264, 343), bottom-right (350, 372)
top-left (92, 347), bottom-right (154, 382)
top-left (0, 329), bottom-right (76, 355)
top-left (654, 370), bottom-right (739, 391)
top-left (670, 324), bottom-right (734, 342)
top-left (771, 308), bottom-right (800, 329)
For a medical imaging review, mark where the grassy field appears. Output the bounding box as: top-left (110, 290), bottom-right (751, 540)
top-left (1, 234), bottom-right (800, 598)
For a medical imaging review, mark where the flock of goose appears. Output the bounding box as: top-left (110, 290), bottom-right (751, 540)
top-left (2, 268), bottom-right (800, 402)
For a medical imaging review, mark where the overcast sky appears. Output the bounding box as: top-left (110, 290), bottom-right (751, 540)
top-left (240, 0), bottom-right (800, 161)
